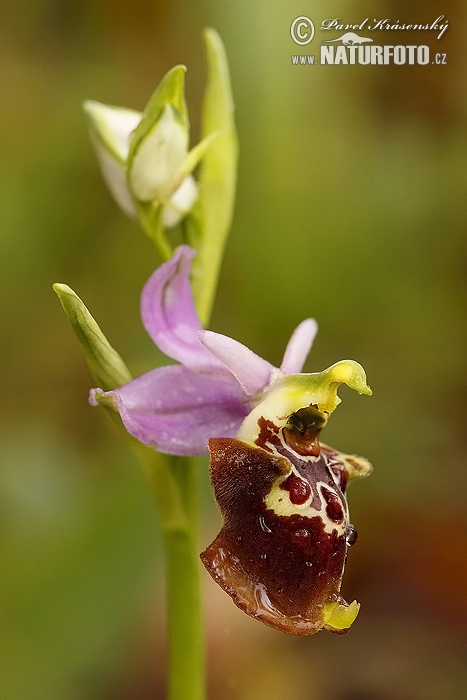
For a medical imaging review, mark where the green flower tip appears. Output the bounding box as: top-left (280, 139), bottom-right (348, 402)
top-left (325, 359), bottom-right (372, 396)
top-left (279, 360), bottom-right (371, 417)
top-left (238, 360), bottom-right (371, 442)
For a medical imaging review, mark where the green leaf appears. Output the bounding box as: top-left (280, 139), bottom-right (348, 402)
top-left (186, 28), bottom-right (239, 326)
top-left (53, 284), bottom-right (132, 391)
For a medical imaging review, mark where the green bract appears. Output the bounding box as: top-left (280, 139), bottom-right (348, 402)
top-left (53, 283), bottom-right (132, 392)
top-left (186, 28), bottom-right (238, 325)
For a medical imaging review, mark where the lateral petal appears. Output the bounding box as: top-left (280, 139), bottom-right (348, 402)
top-left (280, 318), bottom-right (318, 374)
top-left (198, 330), bottom-right (276, 396)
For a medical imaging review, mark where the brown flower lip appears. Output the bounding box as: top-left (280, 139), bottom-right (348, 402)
top-left (201, 423), bottom-right (372, 636)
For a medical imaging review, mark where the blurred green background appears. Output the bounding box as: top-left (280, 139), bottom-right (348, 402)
top-left (1, 0), bottom-right (466, 698)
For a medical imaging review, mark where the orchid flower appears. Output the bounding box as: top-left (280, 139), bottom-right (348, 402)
top-left (90, 245), bottom-right (372, 636)
top-left (89, 244), bottom-right (319, 457)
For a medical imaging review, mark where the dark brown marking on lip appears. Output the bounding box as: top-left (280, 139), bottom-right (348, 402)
top-left (254, 416), bottom-right (281, 452)
top-left (321, 485), bottom-right (344, 523)
top-left (274, 442), bottom-right (345, 513)
top-left (280, 474), bottom-right (311, 505)
top-left (321, 446), bottom-right (350, 492)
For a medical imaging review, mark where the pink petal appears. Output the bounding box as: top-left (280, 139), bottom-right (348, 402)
top-left (280, 318), bottom-right (318, 374)
top-left (198, 330), bottom-right (276, 397)
top-left (90, 365), bottom-right (248, 456)
top-left (141, 245), bottom-right (223, 369)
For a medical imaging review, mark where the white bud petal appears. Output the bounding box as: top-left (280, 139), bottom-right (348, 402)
top-left (83, 101), bottom-right (141, 217)
top-left (162, 176), bottom-right (198, 228)
top-left (83, 100), bottom-right (141, 161)
top-left (91, 140), bottom-right (137, 217)
top-left (129, 104), bottom-right (188, 202)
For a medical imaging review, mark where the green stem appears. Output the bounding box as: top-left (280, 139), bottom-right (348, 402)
top-left (137, 200), bottom-right (173, 262)
top-left (165, 458), bottom-right (204, 700)
top-left (134, 445), bottom-right (205, 700)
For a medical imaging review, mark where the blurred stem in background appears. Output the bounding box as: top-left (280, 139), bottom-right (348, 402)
top-left (54, 28), bottom-right (237, 700)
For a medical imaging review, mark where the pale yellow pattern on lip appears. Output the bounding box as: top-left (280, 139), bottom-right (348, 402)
top-left (261, 432), bottom-right (349, 537)
top-left (264, 472), bottom-right (347, 536)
